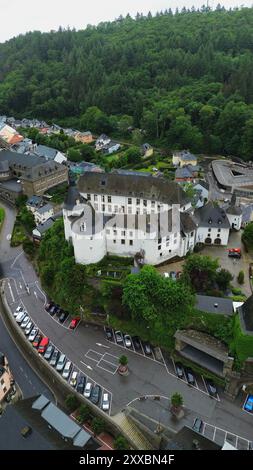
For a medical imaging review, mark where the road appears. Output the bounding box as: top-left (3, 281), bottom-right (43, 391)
top-left (1, 199), bottom-right (253, 447)
top-left (0, 201), bottom-right (53, 401)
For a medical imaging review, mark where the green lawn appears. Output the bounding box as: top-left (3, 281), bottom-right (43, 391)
top-left (11, 222), bottom-right (27, 247)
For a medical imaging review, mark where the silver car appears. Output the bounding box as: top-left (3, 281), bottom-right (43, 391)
top-left (56, 354), bottom-right (66, 372)
top-left (124, 334), bottom-right (132, 348)
top-left (62, 361), bottom-right (72, 380)
top-left (101, 392), bottom-right (110, 411)
top-left (16, 312), bottom-right (26, 324)
top-left (21, 315), bottom-right (30, 329)
top-left (28, 328), bottom-right (38, 342)
top-left (25, 321), bottom-right (33, 335)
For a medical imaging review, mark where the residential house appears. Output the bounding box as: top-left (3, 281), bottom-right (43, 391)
top-left (241, 204), bottom-right (253, 227)
top-left (196, 295), bottom-right (234, 316)
top-left (26, 195), bottom-right (44, 213)
top-left (74, 131), bottom-right (93, 144)
top-left (172, 150), bottom-right (197, 167)
top-left (95, 134), bottom-right (111, 151)
top-left (35, 144), bottom-right (67, 164)
top-left (141, 143), bottom-right (153, 158)
top-left (193, 180), bottom-right (209, 208)
top-left (0, 124), bottom-right (23, 145)
top-left (175, 165), bottom-right (200, 183)
top-left (34, 203), bottom-right (54, 225)
top-left (226, 204), bottom-right (242, 231)
top-left (102, 141), bottom-right (121, 155)
top-left (32, 218), bottom-right (55, 241)
top-left (0, 352), bottom-right (13, 403)
top-left (194, 202), bottom-right (230, 246)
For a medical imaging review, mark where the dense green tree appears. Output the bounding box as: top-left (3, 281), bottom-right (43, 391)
top-left (216, 269), bottom-right (233, 291)
top-left (183, 254), bottom-right (219, 292)
top-left (114, 435), bottom-right (130, 450)
top-left (67, 148), bottom-right (81, 162)
top-left (91, 418), bottom-right (106, 436)
top-left (237, 271), bottom-right (245, 285)
top-left (242, 222), bottom-right (253, 250)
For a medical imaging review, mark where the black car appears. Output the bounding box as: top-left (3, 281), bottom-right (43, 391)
top-left (132, 336), bottom-right (141, 350)
top-left (55, 306), bottom-right (63, 317)
top-left (185, 368), bottom-right (195, 386)
top-left (44, 343), bottom-right (55, 360)
top-left (104, 326), bottom-right (113, 340)
top-left (59, 311), bottom-right (68, 323)
top-left (143, 342), bottom-right (152, 355)
top-left (90, 385), bottom-right (101, 405)
top-left (175, 362), bottom-right (184, 379)
top-left (76, 375), bottom-right (86, 394)
top-left (206, 379), bottom-right (217, 397)
top-left (49, 350), bottom-right (60, 367)
top-left (192, 418), bottom-right (203, 433)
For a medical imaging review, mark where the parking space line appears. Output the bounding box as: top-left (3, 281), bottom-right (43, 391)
top-left (97, 362), bottom-right (118, 375)
top-left (103, 352), bottom-right (120, 361)
top-left (201, 375), bottom-right (208, 393)
top-left (202, 423), bottom-right (206, 435)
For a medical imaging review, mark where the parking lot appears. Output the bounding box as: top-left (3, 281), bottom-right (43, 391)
top-left (105, 327), bottom-right (221, 402)
top-left (11, 299), bottom-right (113, 415)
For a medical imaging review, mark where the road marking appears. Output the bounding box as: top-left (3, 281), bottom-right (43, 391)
top-left (10, 250), bottom-right (24, 268)
top-left (8, 282), bottom-right (15, 302)
top-left (34, 291), bottom-right (38, 299)
top-left (80, 361), bottom-right (93, 371)
top-left (19, 283), bottom-right (22, 289)
top-left (96, 343), bottom-right (110, 349)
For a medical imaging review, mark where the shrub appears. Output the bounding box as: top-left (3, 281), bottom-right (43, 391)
top-left (91, 417), bottom-right (106, 436)
top-left (237, 271), bottom-right (244, 285)
top-left (114, 435), bottom-right (130, 450)
top-left (77, 404), bottom-right (91, 424)
top-left (65, 394), bottom-right (79, 412)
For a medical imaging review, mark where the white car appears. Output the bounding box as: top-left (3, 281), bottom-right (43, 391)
top-left (62, 361), bottom-right (72, 379)
top-left (28, 328), bottom-right (38, 342)
top-left (21, 315), bottom-right (30, 329)
top-left (15, 305), bottom-right (24, 313)
top-left (16, 312), bottom-right (26, 324)
top-left (14, 308), bottom-right (25, 318)
top-left (101, 392), bottom-right (110, 411)
top-left (84, 382), bottom-right (92, 398)
top-left (70, 371), bottom-right (78, 388)
top-left (25, 321), bottom-right (33, 335)
top-left (124, 334), bottom-right (132, 348)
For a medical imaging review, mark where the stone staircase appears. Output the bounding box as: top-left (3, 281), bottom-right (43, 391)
top-left (112, 412), bottom-right (153, 450)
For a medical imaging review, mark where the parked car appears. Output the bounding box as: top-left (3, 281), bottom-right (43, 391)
top-left (28, 328), bottom-right (38, 342)
top-left (14, 308), bottom-right (24, 318)
top-left (90, 384), bottom-right (101, 405)
top-left (16, 312), bottom-right (26, 324)
top-left (175, 362), bottom-right (184, 379)
top-left (20, 315), bottom-right (30, 329)
top-left (101, 392), bottom-right (110, 411)
top-left (76, 375), bottom-right (86, 394)
top-left (45, 302), bottom-right (53, 313)
top-left (169, 271), bottom-right (177, 280)
top-left (25, 321), bottom-right (33, 336)
top-left (104, 326), bottom-right (113, 340)
top-left (15, 305), bottom-right (24, 313)
top-left (38, 337), bottom-right (49, 354)
top-left (206, 379), bottom-right (217, 397)
top-left (44, 343), bottom-right (54, 361)
top-left (132, 336), bottom-right (141, 350)
top-left (69, 317), bottom-right (80, 329)
top-left (115, 330), bottom-right (123, 344)
top-left (228, 248), bottom-right (241, 259)
top-left (62, 361), bottom-right (72, 379)
top-left (48, 304), bottom-right (57, 315)
top-left (70, 371), bottom-right (78, 387)
top-left (143, 342), bottom-right (152, 355)
top-left (50, 350), bottom-right (60, 367)
top-left (56, 354), bottom-right (67, 372)
top-left (124, 334), bottom-right (132, 348)
top-left (84, 382), bottom-right (93, 398)
top-left (192, 418), bottom-right (203, 433)
top-left (32, 334), bottom-right (42, 349)
top-left (185, 368), bottom-right (196, 386)
top-left (59, 311), bottom-right (68, 323)
top-left (244, 395), bottom-right (253, 412)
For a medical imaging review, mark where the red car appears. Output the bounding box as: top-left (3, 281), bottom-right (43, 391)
top-left (69, 317), bottom-right (80, 329)
top-left (38, 337), bottom-right (49, 354)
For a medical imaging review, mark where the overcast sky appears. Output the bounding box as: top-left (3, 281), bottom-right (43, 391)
top-left (0, 0), bottom-right (252, 43)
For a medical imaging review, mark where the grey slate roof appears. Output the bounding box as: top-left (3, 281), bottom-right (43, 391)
top-left (239, 295), bottom-right (253, 332)
top-left (36, 203), bottom-right (53, 215)
top-left (35, 144), bottom-right (57, 160)
top-left (22, 161), bottom-right (64, 181)
top-left (0, 160), bottom-right (9, 172)
top-left (78, 171), bottom-right (189, 206)
top-left (0, 179), bottom-right (22, 193)
top-left (196, 295), bottom-right (233, 315)
top-left (34, 218), bottom-right (55, 235)
top-left (64, 185), bottom-right (85, 210)
top-left (226, 204), bottom-right (243, 215)
top-left (194, 202), bottom-right (230, 229)
top-left (0, 149), bottom-right (45, 167)
top-left (175, 166), bottom-right (194, 179)
top-left (27, 195), bottom-right (43, 207)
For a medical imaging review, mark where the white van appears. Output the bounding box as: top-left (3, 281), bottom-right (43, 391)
top-left (16, 312), bottom-right (26, 324)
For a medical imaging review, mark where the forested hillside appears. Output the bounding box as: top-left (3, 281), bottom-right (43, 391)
top-left (0, 7), bottom-right (253, 157)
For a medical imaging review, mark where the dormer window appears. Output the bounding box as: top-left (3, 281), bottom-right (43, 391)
top-left (101, 180), bottom-right (106, 186)
top-left (208, 218), bottom-right (212, 224)
top-left (80, 222), bottom-right (86, 232)
top-left (218, 219), bottom-right (222, 224)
